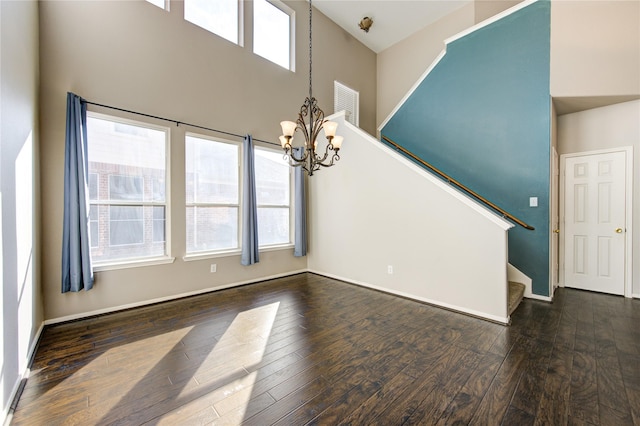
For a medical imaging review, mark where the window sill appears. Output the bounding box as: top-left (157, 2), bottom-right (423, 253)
top-left (93, 256), bottom-right (176, 272)
top-left (183, 249), bottom-right (242, 262)
top-left (261, 243), bottom-right (294, 253)
top-left (182, 244), bottom-right (294, 262)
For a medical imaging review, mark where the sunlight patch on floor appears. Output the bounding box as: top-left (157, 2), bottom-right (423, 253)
top-left (179, 302), bottom-right (280, 421)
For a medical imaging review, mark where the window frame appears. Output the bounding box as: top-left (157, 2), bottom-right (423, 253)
top-left (254, 145), bottom-right (294, 249)
top-left (184, 0), bottom-right (244, 46)
top-left (253, 0), bottom-right (295, 71)
top-left (86, 111), bottom-right (173, 271)
top-left (145, 0), bottom-right (170, 11)
top-left (185, 133), bottom-right (242, 256)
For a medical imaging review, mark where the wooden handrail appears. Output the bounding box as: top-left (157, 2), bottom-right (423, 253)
top-left (381, 135), bottom-right (535, 231)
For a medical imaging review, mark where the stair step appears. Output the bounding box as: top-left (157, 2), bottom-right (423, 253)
top-left (508, 281), bottom-right (526, 315)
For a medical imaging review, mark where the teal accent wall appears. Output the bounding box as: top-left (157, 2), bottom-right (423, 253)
top-left (381, 1), bottom-right (551, 296)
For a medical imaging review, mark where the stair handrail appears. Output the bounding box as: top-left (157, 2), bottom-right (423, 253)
top-left (381, 135), bottom-right (535, 231)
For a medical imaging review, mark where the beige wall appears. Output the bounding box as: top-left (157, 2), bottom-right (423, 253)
top-left (376, 0), bottom-right (523, 128)
top-left (551, 0), bottom-right (640, 97)
top-left (39, 0), bottom-right (376, 320)
top-left (474, 0), bottom-right (522, 23)
top-left (376, 3), bottom-right (475, 127)
top-left (557, 100), bottom-right (640, 295)
top-left (1, 0), bottom-right (42, 419)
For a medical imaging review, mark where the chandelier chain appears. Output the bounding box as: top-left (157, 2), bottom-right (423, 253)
top-left (308, 0), bottom-right (313, 100)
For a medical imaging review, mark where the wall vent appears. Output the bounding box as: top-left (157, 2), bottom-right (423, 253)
top-left (334, 81), bottom-right (359, 127)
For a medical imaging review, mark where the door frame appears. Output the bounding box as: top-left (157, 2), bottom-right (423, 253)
top-left (559, 146), bottom-right (634, 297)
top-left (550, 147), bottom-right (559, 293)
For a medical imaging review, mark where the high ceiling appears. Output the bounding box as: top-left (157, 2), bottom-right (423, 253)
top-left (313, 0), bottom-right (471, 53)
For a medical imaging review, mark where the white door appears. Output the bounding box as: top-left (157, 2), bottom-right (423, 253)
top-left (563, 151), bottom-right (626, 295)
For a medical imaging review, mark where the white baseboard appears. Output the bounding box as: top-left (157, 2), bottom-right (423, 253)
top-left (27, 322), bottom-right (45, 363)
top-left (308, 269), bottom-right (510, 325)
top-left (44, 269), bottom-right (308, 325)
top-left (2, 322), bottom-right (45, 426)
top-left (524, 293), bottom-right (553, 302)
top-left (507, 263), bottom-right (553, 302)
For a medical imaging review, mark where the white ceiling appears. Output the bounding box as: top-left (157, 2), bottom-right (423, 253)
top-left (313, 0), bottom-right (471, 53)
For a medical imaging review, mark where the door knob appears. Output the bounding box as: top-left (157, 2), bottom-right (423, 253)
top-left (615, 228), bottom-right (623, 233)
top-left (553, 229), bottom-right (560, 234)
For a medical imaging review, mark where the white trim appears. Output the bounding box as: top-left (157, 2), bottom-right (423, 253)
top-left (26, 322), bottom-right (45, 368)
top-left (260, 243), bottom-right (295, 253)
top-left (93, 256), bottom-right (175, 272)
top-left (331, 112), bottom-right (514, 233)
top-left (549, 145), bottom-right (556, 297)
top-left (182, 244), bottom-right (293, 262)
top-left (559, 146), bottom-right (634, 298)
top-left (2, 381), bottom-right (20, 426)
top-left (633, 293), bottom-right (640, 299)
top-left (377, 50), bottom-right (446, 133)
top-left (524, 293), bottom-right (553, 302)
top-left (377, 0), bottom-right (538, 135)
top-left (2, 323), bottom-right (45, 425)
top-left (43, 266), bottom-right (517, 327)
top-left (183, 250), bottom-right (241, 262)
top-left (308, 269), bottom-right (510, 325)
top-left (444, 0), bottom-right (537, 45)
top-left (558, 153), bottom-right (566, 289)
top-left (43, 269), bottom-right (308, 325)
top-left (507, 263), bottom-right (546, 300)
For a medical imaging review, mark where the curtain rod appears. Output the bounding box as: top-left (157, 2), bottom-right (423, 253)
top-left (83, 100), bottom-right (280, 147)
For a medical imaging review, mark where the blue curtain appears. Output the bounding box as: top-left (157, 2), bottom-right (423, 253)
top-left (241, 135), bottom-right (259, 265)
top-left (293, 147), bottom-right (307, 257)
top-left (62, 92), bottom-right (94, 292)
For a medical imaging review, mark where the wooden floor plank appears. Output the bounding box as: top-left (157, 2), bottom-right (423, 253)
top-left (570, 350), bottom-right (600, 424)
top-left (9, 274), bottom-right (640, 426)
top-left (434, 352), bottom-right (504, 425)
top-left (534, 368), bottom-right (571, 426)
top-left (468, 338), bottom-right (529, 424)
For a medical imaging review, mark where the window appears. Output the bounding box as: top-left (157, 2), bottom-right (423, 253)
top-left (145, 0), bottom-right (168, 10)
top-left (109, 206), bottom-right (144, 246)
top-left (253, 0), bottom-right (294, 70)
top-left (255, 148), bottom-right (291, 246)
top-left (186, 135), bottom-right (239, 253)
top-left (185, 0), bottom-right (241, 45)
top-left (87, 114), bottom-right (169, 264)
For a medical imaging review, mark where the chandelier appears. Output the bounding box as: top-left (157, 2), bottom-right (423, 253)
top-left (279, 0), bottom-right (343, 176)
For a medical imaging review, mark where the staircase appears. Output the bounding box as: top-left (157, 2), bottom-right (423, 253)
top-left (378, 0), bottom-right (552, 304)
top-left (508, 281), bottom-right (526, 315)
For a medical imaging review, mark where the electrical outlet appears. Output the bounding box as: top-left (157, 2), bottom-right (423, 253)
top-left (210, 264), bottom-right (217, 273)
top-left (387, 265), bottom-right (393, 274)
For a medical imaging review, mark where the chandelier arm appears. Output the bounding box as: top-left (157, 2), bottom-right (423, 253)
top-left (285, 146), bottom-right (309, 164)
top-left (296, 98), bottom-right (312, 144)
top-left (315, 152), bottom-right (341, 168)
top-left (312, 153), bottom-right (340, 170)
top-left (311, 141), bottom-right (335, 166)
top-left (309, 114), bottom-right (325, 147)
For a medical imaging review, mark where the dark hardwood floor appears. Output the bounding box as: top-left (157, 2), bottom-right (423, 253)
top-left (10, 273), bottom-right (640, 425)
